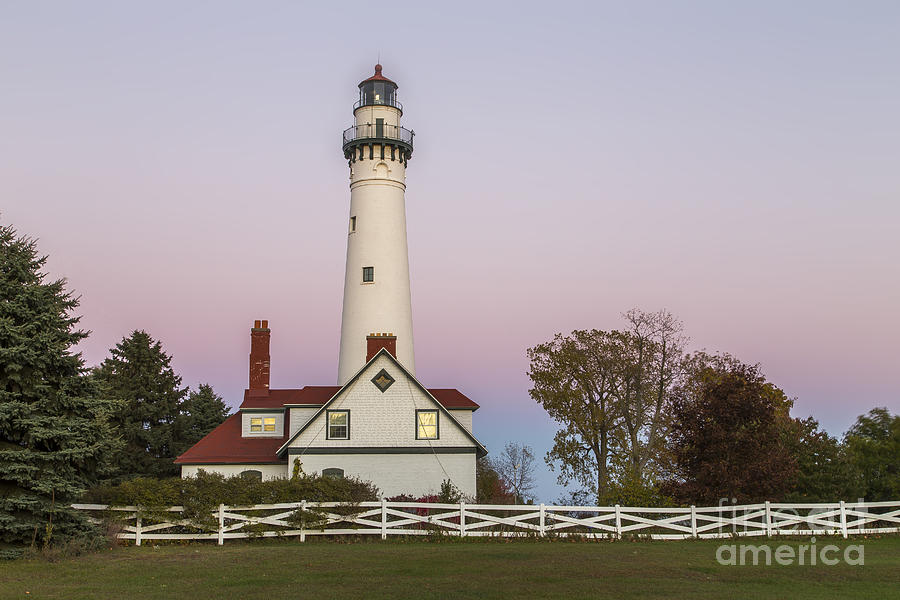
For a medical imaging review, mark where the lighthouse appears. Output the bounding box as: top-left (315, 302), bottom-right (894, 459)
top-left (176, 65), bottom-right (486, 494)
top-left (337, 65), bottom-right (416, 384)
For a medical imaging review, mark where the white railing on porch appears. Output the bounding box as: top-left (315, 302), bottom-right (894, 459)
top-left (72, 500), bottom-right (900, 546)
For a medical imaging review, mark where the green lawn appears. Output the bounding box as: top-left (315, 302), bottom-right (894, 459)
top-left (1, 536), bottom-right (898, 599)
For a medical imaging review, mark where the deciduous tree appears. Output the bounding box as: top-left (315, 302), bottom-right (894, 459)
top-left (527, 309), bottom-right (685, 504)
top-left (494, 442), bottom-right (537, 502)
top-left (844, 408), bottom-right (899, 501)
top-left (665, 353), bottom-right (797, 504)
top-left (475, 456), bottom-right (515, 503)
top-left (528, 329), bottom-right (623, 502)
top-left (784, 417), bottom-right (862, 502)
top-left (614, 309), bottom-right (685, 484)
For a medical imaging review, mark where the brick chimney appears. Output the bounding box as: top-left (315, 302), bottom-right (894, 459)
top-left (249, 319), bottom-right (270, 392)
top-left (366, 332), bottom-right (397, 362)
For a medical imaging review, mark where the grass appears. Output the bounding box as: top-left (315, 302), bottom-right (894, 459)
top-left (1, 536), bottom-right (898, 599)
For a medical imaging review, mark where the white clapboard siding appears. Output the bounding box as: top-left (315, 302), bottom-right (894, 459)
top-left (71, 500), bottom-right (900, 546)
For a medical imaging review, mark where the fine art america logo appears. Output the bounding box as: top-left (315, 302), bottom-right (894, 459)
top-left (716, 537), bottom-right (865, 566)
top-left (712, 498), bottom-right (868, 566)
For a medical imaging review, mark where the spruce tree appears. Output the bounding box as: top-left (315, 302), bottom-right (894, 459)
top-left (96, 331), bottom-right (187, 479)
top-left (0, 223), bottom-right (119, 557)
top-left (173, 383), bottom-right (230, 456)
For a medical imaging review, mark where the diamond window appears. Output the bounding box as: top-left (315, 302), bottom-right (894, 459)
top-left (371, 369), bottom-right (395, 393)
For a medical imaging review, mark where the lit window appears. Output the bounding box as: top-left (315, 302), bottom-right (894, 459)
top-left (250, 416), bottom-right (277, 433)
top-left (327, 410), bottom-right (350, 440)
top-left (350, 216), bottom-right (357, 233)
top-left (362, 266), bottom-right (374, 283)
top-left (416, 410), bottom-right (439, 440)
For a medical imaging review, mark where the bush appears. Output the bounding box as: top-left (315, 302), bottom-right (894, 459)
top-left (82, 471), bottom-right (380, 530)
top-left (599, 472), bottom-right (676, 508)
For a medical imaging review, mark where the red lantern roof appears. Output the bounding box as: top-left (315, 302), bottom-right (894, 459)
top-left (359, 64), bottom-right (397, 87)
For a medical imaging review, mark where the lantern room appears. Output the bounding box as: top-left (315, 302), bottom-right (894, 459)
top-left (356, 64), bottom-right (401, 112)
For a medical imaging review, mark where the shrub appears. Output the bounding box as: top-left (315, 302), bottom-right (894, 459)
top-left (82, 471), bottom-right (380, 530)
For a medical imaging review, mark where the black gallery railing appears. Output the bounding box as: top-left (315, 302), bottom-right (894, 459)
top-left (342, 124), bottom-right (414, 148)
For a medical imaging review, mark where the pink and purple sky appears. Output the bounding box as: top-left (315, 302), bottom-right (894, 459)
top-left (3, 1), bottom-right (898, 501)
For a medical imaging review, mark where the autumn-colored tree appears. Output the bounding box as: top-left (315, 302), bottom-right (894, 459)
top-left (528, 329), bottom-right (623, 501)
top-left (665, 354), bottom-right (797, 504)
top-left (527, 309), bottom-right (685, 504)
top-left (475, 456), bottom-right (515, 504)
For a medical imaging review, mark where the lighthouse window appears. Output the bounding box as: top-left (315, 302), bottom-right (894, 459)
top-left (349, 216), bottom-right (356, 233)
top-left (362, 266), bottom-right (374, 283)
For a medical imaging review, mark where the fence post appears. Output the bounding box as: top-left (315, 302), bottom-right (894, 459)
top-left (381, 498), bottom-right (387, 540)
top-left (840, 500), bottom-right (848, 539)
top-left (539, 503), bottom-right (546, 537)
top-left (690, 505), bottom-right (697, 539)
top-left (300, 500), bottom-right (306, 543)
top-left (855, 498), bottom-right (866, 534)
top-left (217, 504), bottom-right (225, 546)
top-left (614, 504), bottom-right (621, 540)
top-left (459, 500), bottom-right (466, 537)
top-left (135, 513), bottom-right (142, 547)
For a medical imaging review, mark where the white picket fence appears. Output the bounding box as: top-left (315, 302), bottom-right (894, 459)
top-left (72, 500), bottom-right (900, 546)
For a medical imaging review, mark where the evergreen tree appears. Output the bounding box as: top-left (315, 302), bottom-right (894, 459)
top-left (173, 383), bottom-right (230, 456)
top-left (96, 331), bottom-right (187, 479)
top-left (0, 223), bottom-right (119, 556)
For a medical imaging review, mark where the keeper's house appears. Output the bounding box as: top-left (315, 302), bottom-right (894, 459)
top-left (175, 324), bottom-right (486, 497)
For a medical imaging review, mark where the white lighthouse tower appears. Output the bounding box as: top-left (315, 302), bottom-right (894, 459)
top-left (337, 65), bottom-right (416, 384)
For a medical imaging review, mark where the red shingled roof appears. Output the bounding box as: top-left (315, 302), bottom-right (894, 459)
top-left (239, 386), bottom-right (479, 410)
top-left (428, 389), bottom-right (480, 409)
top-left (359, 63), bottom-right (396, 87)
top-left (241, 387), bottom-right (339, 409)
top-left (174, 413), bottom-right (287, 465)
top-left (177, 385), bottom-right (480, 465)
